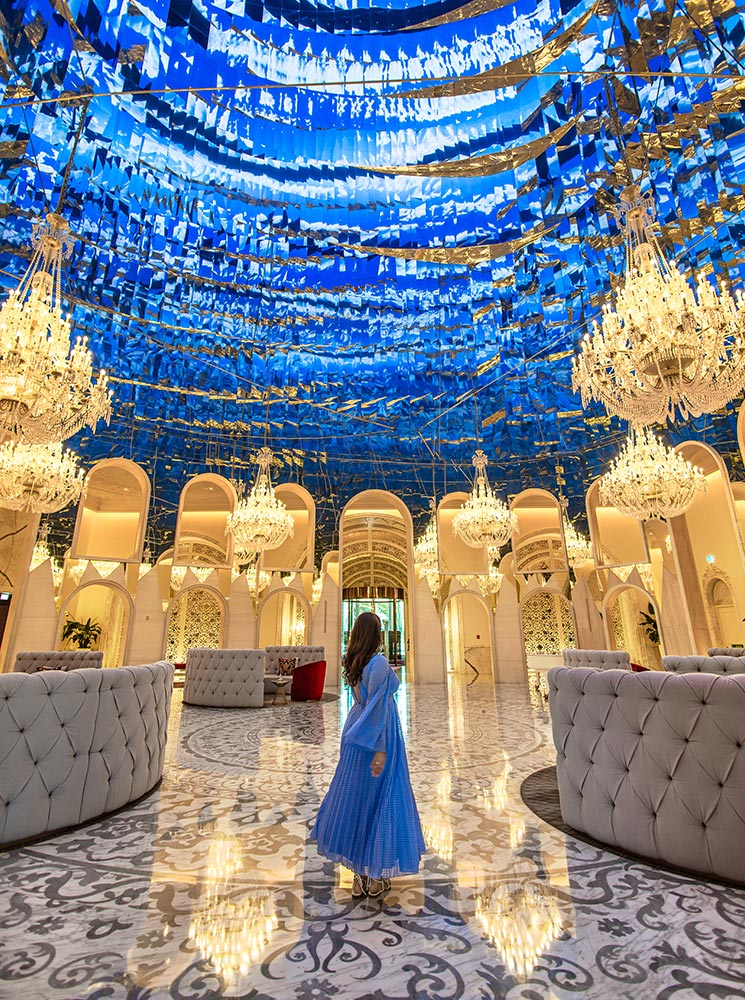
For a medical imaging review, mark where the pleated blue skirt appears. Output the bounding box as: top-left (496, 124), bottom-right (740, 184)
top-left (312, 717), bottom-right (425, 879)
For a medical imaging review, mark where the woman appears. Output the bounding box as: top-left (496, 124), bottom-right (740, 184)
top-left (312, 611), bottom-right (425, 897)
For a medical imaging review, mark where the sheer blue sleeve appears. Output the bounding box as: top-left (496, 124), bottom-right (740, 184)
top-left (345, 654), bottom-right (393, 753)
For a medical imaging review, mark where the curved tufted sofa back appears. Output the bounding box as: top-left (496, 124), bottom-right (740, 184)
top-left (708, 648), bottom-right (745, 658)
top-left (14, 650), bottom-right (104, 673)
top-left (548, 666), bottom-right (745, 883)
top-left (0, 661), bottom-right (173, 846)
top-left (663, 655), bottom-right (745, 675)
top-left (265, 645), bottom-right (325, 671)
top-left (562, 649), bottom-right (631, 671)
top-left (183, 648), bottom-right (265, 708)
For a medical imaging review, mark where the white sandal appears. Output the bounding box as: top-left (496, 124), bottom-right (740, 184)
top-left (351, 873), bottom-right (368, 898)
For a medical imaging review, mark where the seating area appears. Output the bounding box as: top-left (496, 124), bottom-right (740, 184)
top-left (14, 650), bottom-right (104, 672)
top-left (182, 645), bottom-right (327, 708)
top-left (0, 661), bottom-right (173, 847)
top-left (562, 649), bottom-right (631, 670)
top-left (548, 665), bottom-right (745, 884)
top-left (662, 655), bottom-right (745, 675)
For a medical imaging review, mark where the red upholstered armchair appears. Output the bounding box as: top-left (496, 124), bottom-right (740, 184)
top-left (291, 659), bottom-right (326, 701)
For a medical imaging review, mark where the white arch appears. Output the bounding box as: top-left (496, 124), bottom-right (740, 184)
top-left (57, 580), bottom-right (135, 667)
top-left (440, 589), bottom-right (495, 676)
top-left (71, 458), bottom-right (151, 563)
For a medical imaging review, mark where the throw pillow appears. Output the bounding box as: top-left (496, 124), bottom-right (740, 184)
top-left (277, 656), bottom-right (298, 677)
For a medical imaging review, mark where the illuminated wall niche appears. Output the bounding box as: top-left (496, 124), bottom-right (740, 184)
top-left (260, 484), bottom-right (315, 573)
top-left (71, 459), bottom-right (150, 563)
top-left (173, 475), bottom-right (237, 568)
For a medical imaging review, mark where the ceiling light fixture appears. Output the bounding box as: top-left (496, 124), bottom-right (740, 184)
top-left (572, 184), bottom-right (745, 424)
top-left (598, 426), bottom-right (706, 520)
top-left (228, 447), bottom-right (294, 562)
top-left (453, 450), bottom-right (516, 550)
top-left (0, 439), bottom-right (85, 513)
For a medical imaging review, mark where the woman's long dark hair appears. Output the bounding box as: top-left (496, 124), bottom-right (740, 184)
top-left (343, 612), bottom-right (382, 687)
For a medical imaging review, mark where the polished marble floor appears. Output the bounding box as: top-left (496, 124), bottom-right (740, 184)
top-left (2, 676), bottom-right (745, 1000)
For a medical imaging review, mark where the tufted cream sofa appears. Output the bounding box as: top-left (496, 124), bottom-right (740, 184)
top-left (183, 648), bottom-right (265, 708)
top-left (663, 655), bottom-right (745, 675)
top-left (264, 645), bottom-right (325, 696)
top-left (265, 645), bottom-right (325, 672)
top-left (14, 650), bottom-right (103, 673)
top-left (562, 649), bottom-right (631, 670)
top-left (0, 661), bottom-right (173, 846)
top-left (708, 647), bottom-right (745, 658)
top-left (548, 666), bottom-right (745, 883)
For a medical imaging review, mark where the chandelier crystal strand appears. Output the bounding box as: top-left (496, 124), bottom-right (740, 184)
top-left (562, 518), bottom-right (593, 565)
top-left (453, 450), bottom-right (517, 549)
top-left (0, 213), bottom-right (112, 442)
top-left (228, 447), bottom-right (294, 562)
top-left (0, 439), bottom-right (85, 513)
top-left (414, 500), bottom-right (440, 590)
top-left (598, 426), bottom-right (707, 520)
top-left (572, 184), bottom-right (745, 424)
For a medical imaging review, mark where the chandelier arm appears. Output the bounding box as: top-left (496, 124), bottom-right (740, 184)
top-left (55, 97), bottom-right (92, 215)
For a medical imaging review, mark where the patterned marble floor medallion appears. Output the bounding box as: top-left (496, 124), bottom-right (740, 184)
top-left (2, 678), bottom-right (745, 1000)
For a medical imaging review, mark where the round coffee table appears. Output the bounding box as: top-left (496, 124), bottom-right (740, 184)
top-left (265, 674), bottom-right (292, 705)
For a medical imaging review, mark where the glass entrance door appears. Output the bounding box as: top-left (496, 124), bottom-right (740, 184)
top-left (341, 595), bottom-right (406, 678)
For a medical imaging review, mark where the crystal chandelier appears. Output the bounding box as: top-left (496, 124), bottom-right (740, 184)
top-left (572, 184), bottom-right (745, 424)
top-left (453, 450), bottom-right (516, 550)
top-left (562, 517), bottom-right (593, 565)
top-left (0, 213), bottom-right (111, 442)
top-left (478, 561), bottom-right (503, 598)
top-left (599, 426), bottom-right (707, 520)
top-left (414, 500), bottom-right (440, 591)
top-left (228, 448), bottom-right (294, 561)
top-left (476, 881), bottom-right (562, 979)
top-left (0, 439), bottom-right (85, 512)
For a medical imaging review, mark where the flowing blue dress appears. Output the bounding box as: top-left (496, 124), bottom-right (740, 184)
top-left (312, 653), bottom-right (425, 879)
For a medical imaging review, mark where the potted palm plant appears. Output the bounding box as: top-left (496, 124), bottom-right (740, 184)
top-left (61, 615), bottom-right (102, 649)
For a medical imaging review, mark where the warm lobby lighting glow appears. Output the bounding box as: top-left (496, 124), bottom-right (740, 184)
top-left (453, 451), bottom-right (516, 551)
top-left (599, 426), bottom-right (707, 520)
top-left (0, 213), bottom-right (111, 443)
top-left (572, 184), bottom-right (745, 424)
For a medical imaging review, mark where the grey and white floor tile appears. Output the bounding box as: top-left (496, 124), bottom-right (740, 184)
top-left (1, 677), bottom-right (744, 1000)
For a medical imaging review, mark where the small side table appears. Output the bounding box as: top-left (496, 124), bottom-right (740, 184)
top-left (265, 674), bottom-right (292, 705)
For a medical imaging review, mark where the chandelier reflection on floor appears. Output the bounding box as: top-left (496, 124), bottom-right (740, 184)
top-left (572, 184), bottom-right (745, 424)
top-left (453, 451), bottom-right (516, 551)
top-left (476, 879), bottom-right (562, 979)
top-left (0, 213), bottom-right (111, 443)
top-left (599, 426), bottom-right (707, 520)
top-left (228, 447), bottom-right (294, 562)
top-left (189, 832), bottom-right (277, 983)
top-left (0, 439), bottom-right (85, 513)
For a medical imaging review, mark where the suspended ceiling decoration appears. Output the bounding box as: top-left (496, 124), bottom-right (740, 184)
top-left (1, 0), bottom-right (745, 555)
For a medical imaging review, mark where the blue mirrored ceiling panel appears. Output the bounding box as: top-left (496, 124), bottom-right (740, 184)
top-left (1, 0), bottom-right (745, 552)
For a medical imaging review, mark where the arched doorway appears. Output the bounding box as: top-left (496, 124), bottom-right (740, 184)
top-left (58, 582), bottom-right (132, 668)
top-left (258, 589), bottom-right (310, 647)
top-left (339, 491), bottom-right (414, 680)
top-left (442, 591), bottom-right (494, 676)
top-left (519, 589), bottom-right (575, 658)
top-left (166, 587), bottom-right (226, 662)
top-left (605, 585), bottom-right (662, 669)
top-left (705, 575), bottom-right (737, 648)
